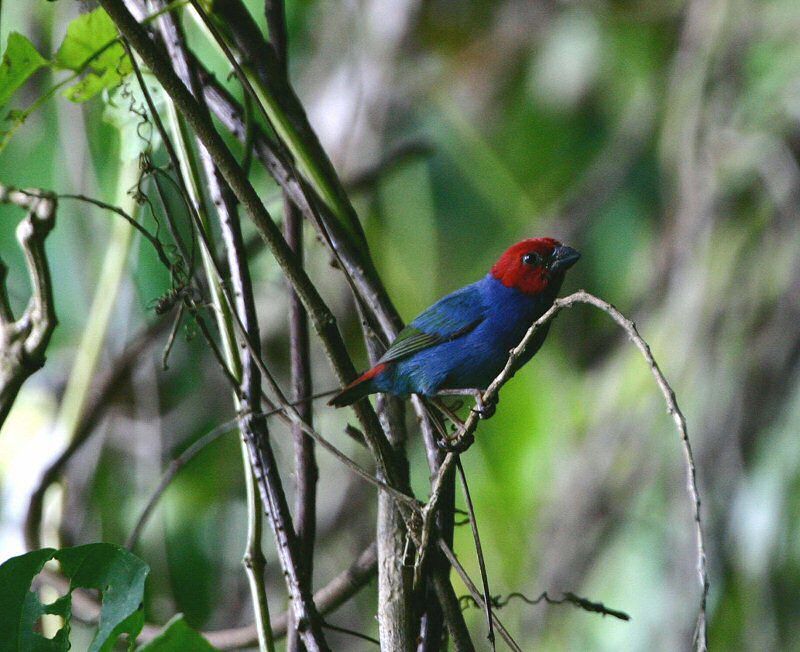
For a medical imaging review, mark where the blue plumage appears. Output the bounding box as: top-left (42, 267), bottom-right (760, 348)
top-left (373, 275), bottom-right (558, 396)
top-left (329, 238), bottom-right (579, 408)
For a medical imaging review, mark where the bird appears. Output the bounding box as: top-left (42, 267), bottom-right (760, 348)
top-left (329, 238), bottom-right (580, 413)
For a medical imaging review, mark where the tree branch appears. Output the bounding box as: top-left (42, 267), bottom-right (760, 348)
top-left (260, 4), bottom-right (320, 647)
top-left (0, 184), bottom-right (57, 430)
top-left (100, 0), bottom-right (400, 492)
top-left (142, 4), bottom-right (323, 647)
top-left (25, 317), bottom-right (171, 550)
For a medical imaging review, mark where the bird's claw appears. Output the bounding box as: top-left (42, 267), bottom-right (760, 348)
top-left (436, 433), bottom-right (474, 454)
top-left (472, 397), bottom-right (497, 419)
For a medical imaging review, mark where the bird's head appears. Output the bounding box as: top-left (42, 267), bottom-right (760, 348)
top-left (490, 238), bottom-right (580, 295)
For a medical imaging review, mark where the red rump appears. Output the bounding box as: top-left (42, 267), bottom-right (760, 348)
top-left (490, 238), bottom-right (560, 295)
top-left (327, 362), bottom-right (388, 406)
top-left (357, 362), bottom-right (387, 383)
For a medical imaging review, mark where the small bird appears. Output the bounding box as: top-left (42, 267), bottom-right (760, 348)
top-left (329, 238), bottom-right (580, 412)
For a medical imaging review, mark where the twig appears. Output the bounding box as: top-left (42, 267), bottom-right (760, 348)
top-left (0, 184), bottom-right (57, 429)
top-left (455, 457), bottom-right (495, 650)
top-left (103, 0), bottom-right (402, 492)
top-left (285, 197), bottom-right (319, 652)
top-left (431, 565), bottom-right (475, 651)
top-left (459, 591), bottom-right (631, 622)
top-left (422, 290), bottom-right (708, 648)
top-left (412, 397), bottom-right (472, 650)
top-left (142, 4), bottom-right (322, 647)
top-left (264, 0), bottom-right (287, 71)
top-left (438, 539), bottom-right (523, 652)
top-left (264, 3), bottom-right (320, 646)
top-left (321, 622), bottom-right (379, 646)
top-left (58, 192), bottom-right (174, 271)
top-left (126, 418), bottom-right (237, 549)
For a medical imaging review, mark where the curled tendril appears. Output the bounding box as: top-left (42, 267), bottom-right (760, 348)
top-left (459, 591), bottom-right (630, 622)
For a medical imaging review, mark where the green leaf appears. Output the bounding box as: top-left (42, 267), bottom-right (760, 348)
top-left (55, 7), bottom-right (131, 103)
top-left (0, 547), bottom-right (61, 650)
top-left (0, 32), bottom-right (48, 108)
top-left (55, 7), bottom-right (120, 71)
top-left (137, 615), bottom-right (219, 651)
top-left (64, 67), bottom-right (118, 103)
top-left (0, 544), bottom-right (150, 652)
top-left (57, 544), bottom-right (150, 652)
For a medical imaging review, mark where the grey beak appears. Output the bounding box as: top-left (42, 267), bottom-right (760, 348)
top-left (550, 245), bottom-right (580, 272)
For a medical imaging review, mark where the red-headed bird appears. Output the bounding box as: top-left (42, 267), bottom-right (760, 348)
top-left (329, 238), bottom-right (579, 411)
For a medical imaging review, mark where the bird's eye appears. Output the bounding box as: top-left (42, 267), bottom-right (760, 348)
top-left (522, 252), bottom-right (542, 266)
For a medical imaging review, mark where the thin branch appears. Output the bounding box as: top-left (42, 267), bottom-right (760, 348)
top-left (264, 0), bottom-right (288, 71)
top-left (422, 290), bottom-right (708, 649)
top-left (455, 457), bottom-right (495, 651)
top-left (438, 539), bottom-right (523, 652)
top-left (321, 622), bottom-right (379, 646)
top-left (58, 192), bottom-right (174, 271)
top-left (264, 3), bottom-right (321, 646)
top-left (414, 396), bottom-right (467, 650)
top-left (125, 418), bottom-right (236, 549)
top-left (143, 4), bottom-right (324, 647)
top-left (285, 198), bottom-right (319, 651)
top-left (0, 184), bottom-right (57, 429)
top-left (101, 0), bottom-right (400, 490)
top-left (431, 564), bottom-right (475, 652)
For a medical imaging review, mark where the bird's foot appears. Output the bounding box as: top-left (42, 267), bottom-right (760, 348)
top-left (436, 432), bottom-right (475, 454)
top-left (471, 391), bottom-right (497, 420)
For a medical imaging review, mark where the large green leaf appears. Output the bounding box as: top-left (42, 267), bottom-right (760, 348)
top-left (0, 543), bottom-right (150, 652)
top-left (0, 32), bottom-right (48, 108)
top-left (55, 7), bottom-right (119, 71)
top-left (54, 7), bottom-right (131, 103)
top-left (137, 615), bottom-right (219, 651)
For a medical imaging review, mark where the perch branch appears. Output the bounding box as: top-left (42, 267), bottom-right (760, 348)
top-left (420, 290), bottom-right (707, 648)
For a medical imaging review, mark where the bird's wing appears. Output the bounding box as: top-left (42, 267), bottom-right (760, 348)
top-left (379, 283), bottom-right (485, 363)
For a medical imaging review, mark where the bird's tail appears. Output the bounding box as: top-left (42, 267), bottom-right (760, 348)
top-left (328, 363), bottom-right (387, 407)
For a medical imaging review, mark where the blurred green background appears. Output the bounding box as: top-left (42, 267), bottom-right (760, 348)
top-left (2, 0), bottom-right (800, 649)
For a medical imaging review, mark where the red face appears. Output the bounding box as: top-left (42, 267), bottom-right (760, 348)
top-left (490, 238), bottom-right (580, 295)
